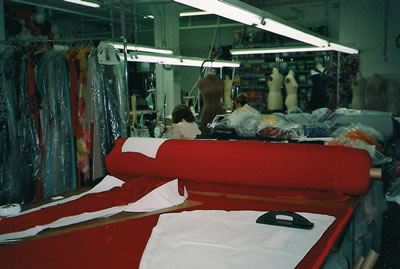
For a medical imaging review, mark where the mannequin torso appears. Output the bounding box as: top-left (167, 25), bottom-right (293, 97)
top-left (311, 63), bottom-right (325, 76)
top-left (309, 63), bottom-right (330, 110)
top-left (267, 68), bottom-right (284, 111)
top-left (350, 72), bottom-right (366, 110)
top-left (224, 75), bottom-right (233, 111)
top-left (365, 73), bottom-right (386, 111)
top-left (386, 79), bottom-right (400, 115)
top-left (284, 70), bottom-right (298, 111)
top-left (197, 74), bottom-right (225, 135)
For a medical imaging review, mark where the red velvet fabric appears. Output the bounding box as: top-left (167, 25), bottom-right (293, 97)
top-left (106, 138), bottom-right (371, 195)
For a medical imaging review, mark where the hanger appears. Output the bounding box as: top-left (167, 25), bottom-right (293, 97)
top-left (32, 43), bottom-right (51, 56)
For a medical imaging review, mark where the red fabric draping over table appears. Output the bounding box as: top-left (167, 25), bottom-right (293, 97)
top-left (0, 176), bottom-right (165, 235)
top-left (0, 180), bottom-right (354, 269)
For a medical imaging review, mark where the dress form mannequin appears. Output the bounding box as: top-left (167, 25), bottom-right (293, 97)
top-left (365, 73), bottom-right (386, 111)
top-left (284, 70), bottom-right (298, 111)
top-left (197, 73), bottom-right (225, 135)
top-left (386, 79), bottom-right (400, 115)
top-left (309, 59), bottom-right (329, 110)
top-left (267, 67), bottom-right (284, 111)
top-left (224, 75), bottom-right (233, 111)
top-left (349, 72), bottom-right (367, 110)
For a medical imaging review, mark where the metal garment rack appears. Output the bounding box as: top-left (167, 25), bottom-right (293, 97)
top-left (0, 37), bottom-right (121, 44)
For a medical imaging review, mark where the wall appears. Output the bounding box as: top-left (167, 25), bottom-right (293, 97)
top-left (339, 0), bottom-right (400, 78)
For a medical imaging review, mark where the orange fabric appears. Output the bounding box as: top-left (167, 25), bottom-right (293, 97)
top-left (343, 129), bottom-right (382, 150)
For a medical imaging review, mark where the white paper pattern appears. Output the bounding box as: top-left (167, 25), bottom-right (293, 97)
top-left (139, 210), bottom-right (336, 269)
top-left (0, 179), bottom-right (187, 243)
top-left (16, 175), bottom-right (125, 217)
top-left (121, 137), bottom-right (167, 158)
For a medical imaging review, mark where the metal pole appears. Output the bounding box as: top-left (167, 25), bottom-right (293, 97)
top-left (121, 36), bottom-right (130, 136)
top-left (336, 52), bottom-right (341, 108)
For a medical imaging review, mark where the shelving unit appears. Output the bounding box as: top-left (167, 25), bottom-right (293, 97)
top-left (233, 50), bottom-right (332, 112)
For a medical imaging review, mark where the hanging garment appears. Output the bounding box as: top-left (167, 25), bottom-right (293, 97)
top-left (27, 57), bottom-right (44, 201)
top-left (309, 68), bottom-right (330, 110)
top-left (75, 47), bottom-right (92, 185)
top-left (65, 47), bottom-right (79, 138)
top-left (87, 49), bottom-right (128, 180)
top-left (0, 48), bottom-right (36, 204)
top-left (36, 50), bottom-right (76, 198)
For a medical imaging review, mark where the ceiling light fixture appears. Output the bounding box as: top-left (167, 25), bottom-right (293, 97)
top-left (329, 42), bottom-right (359, 54)
top-left (174, 0), bottom-right (262, 26)
top-left (63, 0), bottom-right (100, 8)
top-left (108, 42), bottom-right (174, 55)
top-left (173, 0), bottom-right (329, 47)
top-left (230, 43), bottom-right (359, 55)
top-left (230, 46), bottom-right (331, 55)
top-left (257, 18), bottom-right (329, 47)
top-left (180, 11), bottom-right (212, 17)
top-left (121, 52), bottom-right (240, 68)
top-left (174, 0), bottom-right (360, 53)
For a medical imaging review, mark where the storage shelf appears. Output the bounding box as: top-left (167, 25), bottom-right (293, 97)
top-left (233, 46), bottom-right (332, 113)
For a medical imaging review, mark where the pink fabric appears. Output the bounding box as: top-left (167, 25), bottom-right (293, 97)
top-left (106, 138), bottom-right (371, 195)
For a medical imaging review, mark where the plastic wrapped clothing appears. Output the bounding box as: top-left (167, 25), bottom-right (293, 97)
top-left (229, 104), bottom-right (261, 137)
top-left (36, 50), bottom-right (76, 198)
top-left (207, 104), bottom-right (261, 138)
top-left (326, 123), bottom-right (391, 165)
top-left (87, 49), bottom-right (129, 178)
top-left (0, 48), bottom-right (38, 204)
top-left (257, 111), bottom-right (341, 140)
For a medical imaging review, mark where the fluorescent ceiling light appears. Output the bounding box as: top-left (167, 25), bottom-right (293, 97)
top-left (173, 0), bottom-right (330, 47)
top-left (121, 52), bottom-right (240, 68)
top-left (107, 42), bottom-right (173, 55)
top-left (174, 0), bottom-right (262, 26)
top-left (63, 0), bottom-right (100, 8)
top-left (230, 43), bottom-right (359, 55)
top-left (230, 46), bottom-right (332, 55)
top-left (180, 11), bottom-right (212, 17)
top-left (257, 18), bottom-right (329, 47)
top-left (174, 0), bottom-right (360, 53)
top-left (329, 42), bottom-right (359, 54)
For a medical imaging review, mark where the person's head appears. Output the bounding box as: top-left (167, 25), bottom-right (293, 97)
top-left (234, 94), bottom-right (248, 109)
top-left (172, 104), bottom-right (195, 124)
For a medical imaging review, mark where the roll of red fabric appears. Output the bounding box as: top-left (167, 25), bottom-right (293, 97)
top-left (106, 138), bottom-right (371, 195)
